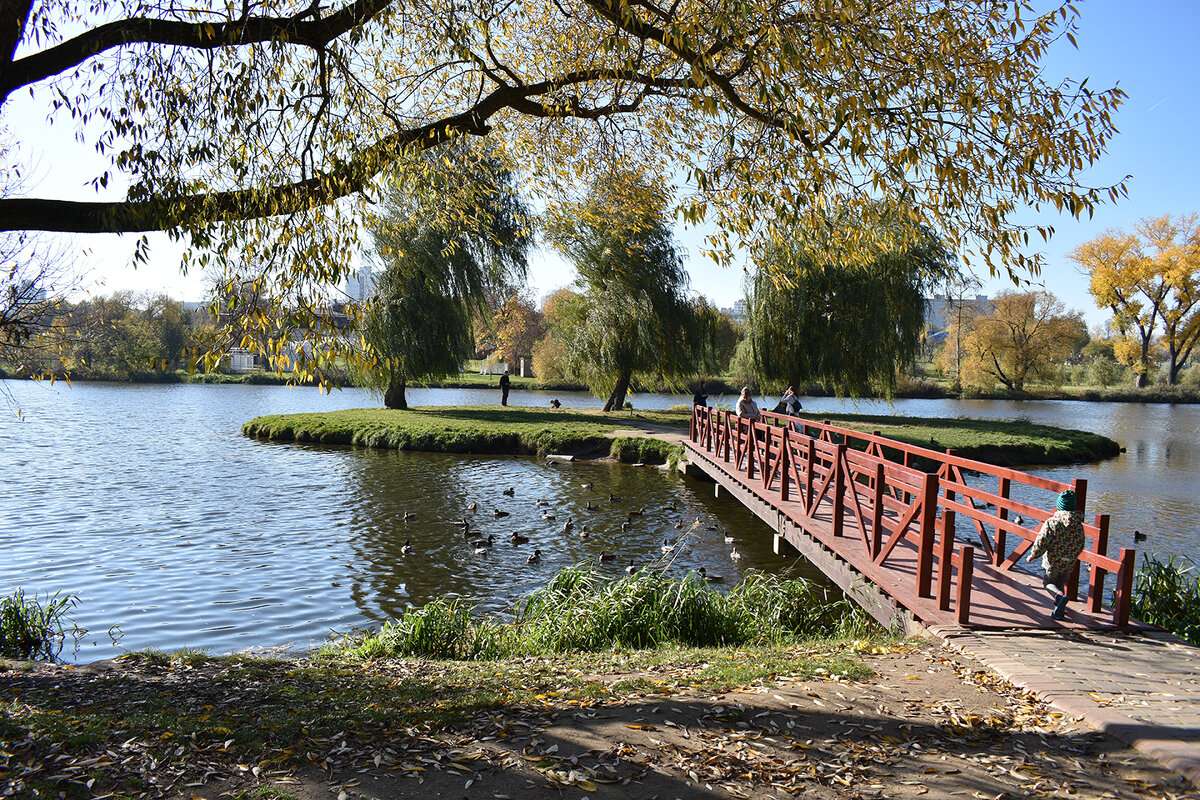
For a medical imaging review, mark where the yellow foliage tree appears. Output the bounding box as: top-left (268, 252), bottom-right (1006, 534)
top-left (2, 0), bottom-right (1127, 380)
top-left (1071, 214), bottom-right (1200, 386)
top-left (954, 290), bottom-right (1087, 393)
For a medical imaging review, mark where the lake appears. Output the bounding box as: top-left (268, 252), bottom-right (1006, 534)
top-left (1, 380), bottom-right (1195, 660)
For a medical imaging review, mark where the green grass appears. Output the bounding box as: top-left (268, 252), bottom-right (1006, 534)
top-left (244, 404), bottom-right (1118, 466)
top-left (809, 412), bottom-right (1121, 466)
top-left (243, 405), bottom-right (689, 457)
top-left (1132, 554), bottom-right (1200, 644)
top-left (0, 588), bottom-right (82, 661)
top-left (332, 567), bottom-right (868, 661)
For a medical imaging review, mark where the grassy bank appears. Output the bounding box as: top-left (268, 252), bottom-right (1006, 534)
top-left (244, 405), bottom-right (1120, 466)
top-left (244, 405), bottom-right (689, 462)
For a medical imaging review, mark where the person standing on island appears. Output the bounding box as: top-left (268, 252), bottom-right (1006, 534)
top-left (692, 380), bottom-right (708, 408)
top-left (1027, 490), bottom-right (1085, 620)
top-left (735, 386), bottom-right (761, 420)
top-left (499, 369), bottom-right (511, 406)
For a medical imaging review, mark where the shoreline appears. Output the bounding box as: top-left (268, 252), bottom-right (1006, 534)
top-left (4, 368), bottom-right (1199, 405)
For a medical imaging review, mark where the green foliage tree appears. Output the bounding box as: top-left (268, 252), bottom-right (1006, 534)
top-left (493, 292), bottom-right (545, 371)
top-left (545, 174), bottom-right (708, 411)
top-left (2, 0), bottom-right (1128, 378)
top-left (361, 146), bottom-right (531, 409)
top-left (745, 214), bottom-right (955, 398)
top-left (957, 290), bottom-right (1088, 393)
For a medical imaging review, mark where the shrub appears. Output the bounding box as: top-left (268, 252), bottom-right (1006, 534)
top-left (1132, 554), bottom-right (1200, 645)
top-left (0, 589), bottom-right (83, 661)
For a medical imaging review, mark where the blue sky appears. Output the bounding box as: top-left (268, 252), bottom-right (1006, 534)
top-left (5, 0), bottom-right (1198, 328)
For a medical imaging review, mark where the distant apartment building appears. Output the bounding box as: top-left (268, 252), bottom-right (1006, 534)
top-left (721, 299), bottom-right (748, 323)
top-left (346, 267), bottom-right (378, 303)
top-left (925, 293), bottom-right (991, 332)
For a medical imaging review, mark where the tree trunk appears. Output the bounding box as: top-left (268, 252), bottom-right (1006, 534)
top-left (603, 371), bottom-right (632, 412)
top-left (384, 375), bottom-right (408, 409)
top-left (1134, 371), bottom-right (1148, 389)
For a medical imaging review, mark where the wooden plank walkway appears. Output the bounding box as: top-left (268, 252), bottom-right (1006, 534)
top-left (684, 407), bottom-right (1143, 632)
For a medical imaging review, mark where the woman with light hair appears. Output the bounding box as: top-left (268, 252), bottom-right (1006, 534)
top-left (735, 386), bottom-right (761, 420)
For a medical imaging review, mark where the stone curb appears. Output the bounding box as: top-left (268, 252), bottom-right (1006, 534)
top-left (937, 630), bottom-right (1200, 791)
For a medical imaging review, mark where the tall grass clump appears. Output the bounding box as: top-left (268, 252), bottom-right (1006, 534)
top-left (512, 566), bottom-right (860, 653)
top-left (1132, 554), bottom-right (1200, 644)
top-left (0, 589), bottom-right (82, 661)
top-left (337, 598), bottom-right (508, 660)
top-left (333, 568), bottom-right (863, 661)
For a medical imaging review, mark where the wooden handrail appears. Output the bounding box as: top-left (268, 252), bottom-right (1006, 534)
top-left (688, 405), bottom-right (1132, 628)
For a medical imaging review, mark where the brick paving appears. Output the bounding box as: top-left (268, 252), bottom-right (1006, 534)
top-left (937, 628), bottom-right (1200, 789)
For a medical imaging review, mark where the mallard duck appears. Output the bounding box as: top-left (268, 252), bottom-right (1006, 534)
top-left (663, 502), bottom-right (678, 511)
top-left (608, 494), bottom-right (621, 502)
top-left (661, 538), bottom-right (675, 553)
top-left (509, 531), bottom-right (529, 544)
top-left (598, 550), bottom-right (616, 564)
top-left (585, 500), bottom-right (598, 511)
top-left (730, 547), bottom-right (743, 561)
top-left (625, 559), bottom-right (637, 574)
top-left (723, 529), bottom-right (734, 544)
top-left (451, 518), bottom-right (470, 528)
top-left (627, 508), bottom-right (644, 518)
top-left (463, 527), bottom-right (483, 539)
top-left (1134, 530), bottom-right (1147, 542)
top-left (578, 527), bottom-right (589, 539)
top-left (698, 567), bottom-right (723, 583)
top-left (562, 519), bottom-right (574, 533)
top-left (503, 487), bottom-right (515, 497)
top-left (541, 511), bottom-right (556, 521)
top-left (474, 535), bottom-right (495, 554)
top-left (620, 520), bottom-right (632, 532)
top-left (581, 482), bottom-right (593, 490)
top-left (534, 499), bottom-right (550, 506)
top-left (674, 521), bottom-right (684, 529)
top-left (493, 508), bottom-right (510, 518)
top-left (1014, 515), bottom-right (1024, 526)
top-left (466, 502), bottom-right (478, 512)
top-left (403, 511), bottom-right (416, 522)
top-left (527, 549), bottom-right (542, 564)
top-left (400, 539), bottom-right (413, 554)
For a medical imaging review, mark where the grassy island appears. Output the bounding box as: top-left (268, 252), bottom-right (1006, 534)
top-left (243, 405), bottom-right (1120, 467)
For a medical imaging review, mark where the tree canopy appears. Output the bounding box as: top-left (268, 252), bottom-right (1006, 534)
top-left (545, 173), bottom-right (707, 411)
top-left (359, 145), bottom-right (531, 408)
top-left (1071, 214), bottom-right (1200, 386)
top-left (1, 0), bottom-right (1127, 371)
top-left (947, 289), bottom-right (1087, 393)
top-left (744, 213), bottom-right (955, 398)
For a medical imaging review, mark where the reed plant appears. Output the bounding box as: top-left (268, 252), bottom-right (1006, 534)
top-left (0, 588), bottom-right (82, 661)
top-left (1132, 554), bottom-right (1200, 644)
top-left (335, 567), bottom-right (864, 661)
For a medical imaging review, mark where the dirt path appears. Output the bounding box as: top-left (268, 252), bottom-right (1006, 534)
top-left (276, 642), bottom-right (1193, 800)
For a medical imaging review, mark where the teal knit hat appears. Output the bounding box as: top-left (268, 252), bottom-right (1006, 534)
top-left (1056, 490), bottom-right (1076, 511)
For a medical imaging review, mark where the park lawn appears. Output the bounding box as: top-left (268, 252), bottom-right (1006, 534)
top-left (244, 405), bottom-right (1119, 466)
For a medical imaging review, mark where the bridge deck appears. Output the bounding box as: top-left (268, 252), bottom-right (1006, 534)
top-left (685, 408), bottom-right (1144, 632)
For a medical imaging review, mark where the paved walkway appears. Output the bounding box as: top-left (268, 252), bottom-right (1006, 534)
top-left (938, 628), bottom-right (1200, 789)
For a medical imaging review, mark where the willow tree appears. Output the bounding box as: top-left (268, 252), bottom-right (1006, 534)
top-left (546, 175), bottom-right (705, 411)
top-left (361, 145), bottom-right (531, 409)
top-left (2, 0), bottom-right (1126, 376)
top-left (746, 214), bottom-right (955, 398)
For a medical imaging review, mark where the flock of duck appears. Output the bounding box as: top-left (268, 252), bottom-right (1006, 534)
top-left (396, 481), bottom-right (745, 580)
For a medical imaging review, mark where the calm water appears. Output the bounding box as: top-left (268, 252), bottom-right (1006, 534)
top-left (1, 380), bottom-right (1195, 660)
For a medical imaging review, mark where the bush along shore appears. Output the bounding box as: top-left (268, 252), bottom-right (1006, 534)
top-left (243, 405), bottom-right (1120, 467)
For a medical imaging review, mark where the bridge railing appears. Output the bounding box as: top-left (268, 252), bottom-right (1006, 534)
top-left (690, 406), bottom-right (1135, 627)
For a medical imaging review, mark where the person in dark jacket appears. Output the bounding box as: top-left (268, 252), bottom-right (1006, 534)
top-left (499, 369), bottom-right (511, 406)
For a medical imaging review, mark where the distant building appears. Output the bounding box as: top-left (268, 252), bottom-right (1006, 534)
top-left (346, 267), bottom-right (378, 303)
top-left (925, 293), bottom-right (991, 332)
top-left (721, 299), bottom-right (748, 323)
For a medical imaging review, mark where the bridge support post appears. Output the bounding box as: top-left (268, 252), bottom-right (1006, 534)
top-left (780, 430), bottom-right (791, 503)
top-left (1113, 547), bottom-right (1135, 628)
top-left (832, 444), bottom-right (846, 537)
top-left (956, 545), bottom-right (975, 625)
top-left (871, 463), bottom-right (884, 558)
top-left (1088, 514), bottom-right (1110, 614)
top-left (917, 472), bottom-right (939, 598)
top-left (938, 478), bottom-right (957, 611)
top-left (995, 477), bottom-right (1010, 565)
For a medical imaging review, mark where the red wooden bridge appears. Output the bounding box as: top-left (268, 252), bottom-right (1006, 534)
top-left (686, 406), bottom-right (1139, 632)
